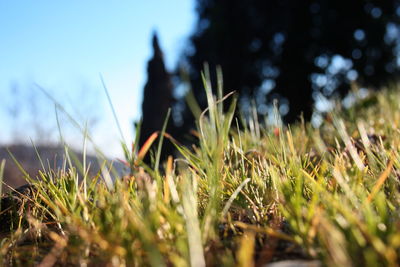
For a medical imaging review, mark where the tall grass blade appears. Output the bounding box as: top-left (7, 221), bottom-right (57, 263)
top-left (0, 159), bottom-right (5, 208)
top-left (100, 74), bottom-right (126, 144)
top-left (154, 108), bottom-right (171, 172)
top-left (182, 172), bottom-right (206, 267)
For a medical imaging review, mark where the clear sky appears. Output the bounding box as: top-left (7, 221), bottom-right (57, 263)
top-left (0, 1), bottom-right (196, 157)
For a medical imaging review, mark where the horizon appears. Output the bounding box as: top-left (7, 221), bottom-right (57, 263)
top-left (0, 1), bottom-right (195, 158)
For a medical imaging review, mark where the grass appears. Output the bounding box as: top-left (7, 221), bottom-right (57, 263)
top-left (2, 78), bottom-right (400, 266)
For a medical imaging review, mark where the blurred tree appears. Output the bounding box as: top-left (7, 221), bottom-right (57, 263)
top-left (177, 0), bottom-right (400, 124)
top-left (139, 33), bottom-right (174, 162)
top-left (2, 82), bottom-right (101, 147)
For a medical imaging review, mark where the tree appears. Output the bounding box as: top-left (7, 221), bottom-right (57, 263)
top-left (139, 33), bottom-right (174, 162)
top-left (177, 0), bottom-right (400, 124)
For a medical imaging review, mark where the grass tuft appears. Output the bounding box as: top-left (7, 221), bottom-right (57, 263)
top-left (2, 81), bottom-right (400, 266)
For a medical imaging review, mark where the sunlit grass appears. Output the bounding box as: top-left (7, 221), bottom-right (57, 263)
top-left (2, 78), bottom-right (400, 266)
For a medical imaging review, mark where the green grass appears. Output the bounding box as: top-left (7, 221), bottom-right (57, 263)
top-left (2, 80), bottom-right (400, 266)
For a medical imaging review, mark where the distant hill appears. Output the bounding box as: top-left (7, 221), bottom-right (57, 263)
top-left (0, 144), bottom-right (126, 193)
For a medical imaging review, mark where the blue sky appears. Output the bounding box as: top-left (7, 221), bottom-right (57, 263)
top-left (0, 1), bottom-right (195, 157)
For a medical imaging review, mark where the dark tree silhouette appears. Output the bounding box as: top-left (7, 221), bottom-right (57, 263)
top-left (177, 0), bottom-right (400, 124)
top-left (139, 33), bottom-right (174, 162)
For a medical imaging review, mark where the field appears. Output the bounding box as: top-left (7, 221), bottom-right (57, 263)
top-left (1, 83), bottom-right (400, 266)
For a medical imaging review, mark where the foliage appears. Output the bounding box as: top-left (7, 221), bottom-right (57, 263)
top-left (178, 0), bottom-right (400, 126)
top-left (140, 33), bottom-right (175, 163)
